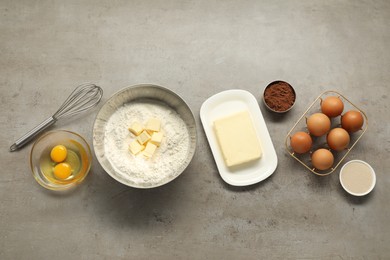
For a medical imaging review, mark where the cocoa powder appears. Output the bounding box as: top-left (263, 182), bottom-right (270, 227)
top-left (264, 81), bottom-right (295, 112)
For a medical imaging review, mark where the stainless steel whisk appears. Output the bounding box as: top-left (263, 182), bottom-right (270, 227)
top-left (10, 83), bottom-right (103, 152)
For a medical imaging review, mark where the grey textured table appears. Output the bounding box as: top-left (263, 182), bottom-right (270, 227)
top-left (1, 1), bottom-right (389, 259)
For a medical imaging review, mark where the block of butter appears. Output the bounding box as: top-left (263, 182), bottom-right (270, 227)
top-left (128, 122), bottom-right (144, 136)
top-left (143, 142), bottom-right (157, 158)
top-left (137, 130), bottom-right (151, 145)
top-left (129, 140), bottom-right (145, 155)
top-left (150, 132), bottom-right (163, 147)
top-left (146, 118), bottom-right (161, 133)
top-left (213, 110), bottom-right (262, 167)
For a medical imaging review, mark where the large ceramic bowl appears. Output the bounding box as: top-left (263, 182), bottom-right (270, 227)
top-left (93, 84), bottom-right (197, 188)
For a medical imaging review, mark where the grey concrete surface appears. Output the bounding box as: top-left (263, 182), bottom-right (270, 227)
top-left (1, 0), bottom-right (389, 259)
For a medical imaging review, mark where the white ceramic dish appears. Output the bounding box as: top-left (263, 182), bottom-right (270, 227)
top-left (339, 160), bottom-right (376, 196)
top-left (200, 89), bottom-right (278, 186)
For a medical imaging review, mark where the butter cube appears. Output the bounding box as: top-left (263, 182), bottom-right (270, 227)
top-left (213, 111), bottom-right (262, 168)
top-left (150, 132), bottom-right (163, 146)
top-left (146, 118), bottom-right (161, 133)
top-left (143, 142), bottom-right (157, 158)
top-left (129, 140), bottom-right (145, 155)
top-left (137, 131), bottom-right (151, 145)
top-left (128, 122), bottom-right (144, 136)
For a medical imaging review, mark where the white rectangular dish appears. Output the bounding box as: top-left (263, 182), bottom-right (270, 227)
top-left (200, 89), bottom-right (278, 186)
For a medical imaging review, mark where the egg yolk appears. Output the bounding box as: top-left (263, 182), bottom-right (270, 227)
top-left (53, 163), bottom-right (72, 180)
top-left (50, 145), bottom-right (67, 163)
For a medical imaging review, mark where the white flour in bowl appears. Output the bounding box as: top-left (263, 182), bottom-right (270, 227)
top-left (104, 99), bottom-right (190, 186)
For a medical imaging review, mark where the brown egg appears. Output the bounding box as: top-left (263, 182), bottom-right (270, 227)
top-left (321, 96), bottom-right (344, 117)
top-left (341, 110), bottom-right (364, 133)
top-left (290, 132), bottom-right (312, 154)
top-left (307, 113), bottom-right (331, 137)
top-left (327, 128), bottom-right (350, 151)
top-left (311, 149), bottom-right (334, 171)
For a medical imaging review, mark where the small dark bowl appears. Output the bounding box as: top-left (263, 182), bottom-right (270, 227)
top-left (263, 80), bottom-right (296, 113)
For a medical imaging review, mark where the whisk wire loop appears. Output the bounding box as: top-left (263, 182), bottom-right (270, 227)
top-left (54, 83), bottom-right (103, 119)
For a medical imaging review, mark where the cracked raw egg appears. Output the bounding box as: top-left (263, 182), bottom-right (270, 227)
top-left (50, 145), bottom-right (67, 163)
top-left (53, 162), bottom-right (72, 180)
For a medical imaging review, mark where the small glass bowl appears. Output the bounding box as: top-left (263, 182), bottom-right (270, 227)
top-left (30, 130), bottom-right (92, 191)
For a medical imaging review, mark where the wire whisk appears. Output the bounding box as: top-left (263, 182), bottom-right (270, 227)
top-left (10, 83), bottom-right (103, 152)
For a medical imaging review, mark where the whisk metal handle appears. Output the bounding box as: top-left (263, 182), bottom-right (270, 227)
top-left (9, 117), bottom-right (57, 152)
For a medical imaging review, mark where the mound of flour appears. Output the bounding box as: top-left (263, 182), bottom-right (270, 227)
top-left (104, 100), bottom-right (190, 185)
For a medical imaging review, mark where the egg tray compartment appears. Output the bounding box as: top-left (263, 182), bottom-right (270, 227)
top-left (285, 90), bottom-right (368, 176)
